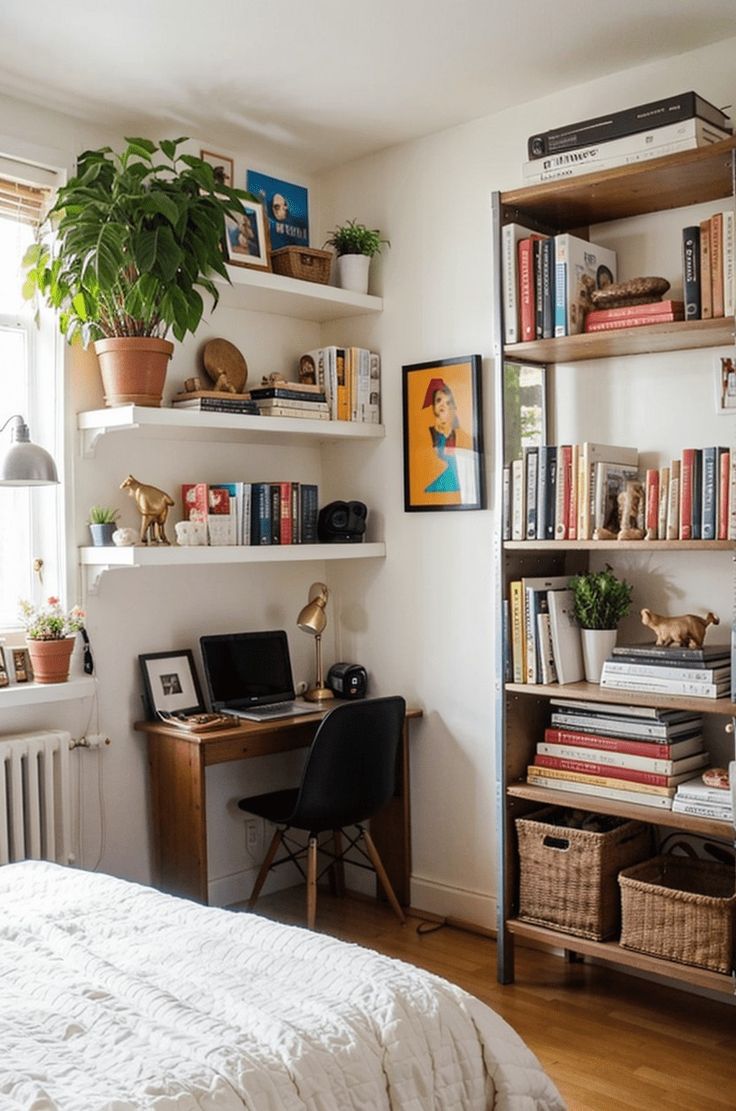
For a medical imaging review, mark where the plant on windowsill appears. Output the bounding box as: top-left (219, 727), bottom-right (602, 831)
top-left (88, 506), bottom-right (120, 547)
top-left (569, 564), bottom-right (634, 683)
top-left (323, 219), bottom-right (390, 295)
top-left (22, 137), bottom-right (247, 408)
top-left (19, 597), bottom-right (86, 684)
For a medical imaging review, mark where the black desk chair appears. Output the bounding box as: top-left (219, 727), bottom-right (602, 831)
top-left (238, 695), bottom-right (406, 929)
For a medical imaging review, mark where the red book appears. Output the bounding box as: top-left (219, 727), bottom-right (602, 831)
top-left (584, 312), bottom-right (682, 332)
top-left (584, 300), bottom-right (684, 326)
top-left (543, 727), bottom-right (694, 760)
top-left (645, 468), bottom-right (659, 539)
top-left (181, 482), bottom-right (208, 523)
top-left (278, 481), bottom-right (293, 544)
top-left (208, 487), bottom-right (231, 514)
top-left (518, 235), bottom-right (543, 342)
top-left (554, 445), bottom-right (572, 539)
top-left (718, 449), bottom-right (731, 540)
top-left (534, 753), bottom-right (679, 787)
top-left (679, 448), bottom-right (695, 539)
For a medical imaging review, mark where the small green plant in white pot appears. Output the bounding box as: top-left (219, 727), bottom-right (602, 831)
top-left (324, 219), bottom-right (389, 294)
top-left (569, 564), bottom-right (633, 683)
top-left (88, 506), bottom-right (120, 547)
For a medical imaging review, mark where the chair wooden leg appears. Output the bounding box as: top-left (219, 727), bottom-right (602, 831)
top-left (307, 835), bottom-right (318, 929)
top-left (248, 827), bottom-right (282, 909)
top-left (360, 827), bottom-right (406, 925)
top-left (332, 829), bottom-right (346, 897)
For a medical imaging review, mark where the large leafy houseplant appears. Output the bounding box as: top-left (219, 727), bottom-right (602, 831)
top-left (23, 137), bottom-right (247, 406)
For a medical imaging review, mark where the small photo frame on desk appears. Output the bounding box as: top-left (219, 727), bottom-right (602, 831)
top-left (139, 650), bottom-right (205, 719)
top-left (10, 647), bottom-right (32, 683)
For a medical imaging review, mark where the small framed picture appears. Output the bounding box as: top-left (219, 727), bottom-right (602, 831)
top-left (246, 170), bottom-right (309, 250)
top-left (0, 646), bottom-right (8, 687)
top-left (503, 361), bottom-right (547, 463)
top-left (715, 352), bottom-right (736, 413)
top-left (402, 355), bottom-right (485, 512)
top-left (10, 647), bottom-right (32, 683)
top-left (224, 198), bottom-right (271, 271)
top-left (139, 650), bottom-right (205, 719)
top-left (200, 149), bottom-right (234, 189)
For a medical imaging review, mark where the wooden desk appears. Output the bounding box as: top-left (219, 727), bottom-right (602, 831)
top-left (136, 708), bottom-right (421, 906)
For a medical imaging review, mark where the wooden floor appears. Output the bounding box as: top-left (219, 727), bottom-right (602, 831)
top-left (247, 888), bottom-right (736, 1111)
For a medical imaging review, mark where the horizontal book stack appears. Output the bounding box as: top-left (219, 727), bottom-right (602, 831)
top-left (583, 300), bottom-right (684, 334)
top-left (503, 440), bottom-right (736, 542)
top-left (682, 210), bottom-right (735, 321)
top-left (527, 699), bottom-right (709, 810)
top-left (301, 346), bottom-right (381, 423)
top-left (601, 642), bottom-right (731, 701)
top-left (503, 231), bottom-right (617, 343)
top-left (181, 481), bottom-right (319, 546)
top-left (249, 383), bottom-right (329, 421)
top-left (172, 392), bottom-right (260, 415)
top-left (672, 774), bottom-right (734, 823)
top-left (524, 91), bottom-right (731, 185)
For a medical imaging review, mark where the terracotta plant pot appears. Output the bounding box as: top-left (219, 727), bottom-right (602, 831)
top-left (26, 636), bottom-right (76, 684)
top-left (93, 337), bottom-right (174, 408)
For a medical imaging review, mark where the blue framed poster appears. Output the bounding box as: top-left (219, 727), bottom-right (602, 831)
top-left (246, 171), bottom-right (309, 250)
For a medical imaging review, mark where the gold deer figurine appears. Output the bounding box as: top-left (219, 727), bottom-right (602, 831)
top-left (120, 475), bottom-right (175, 545)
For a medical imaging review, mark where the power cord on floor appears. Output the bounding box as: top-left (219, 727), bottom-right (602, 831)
top-left (416, 916), bottom-right (448, 935)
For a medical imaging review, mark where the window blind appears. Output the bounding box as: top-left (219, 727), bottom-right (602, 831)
top-left (0, 177), bottom-right (49, 226)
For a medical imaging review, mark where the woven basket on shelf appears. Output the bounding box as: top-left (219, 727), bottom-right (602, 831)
top-left (270, 246), bottom-right (332, 284)
top-left (619, 855), bottom-right (736, 973)
top-left (516, 807), bottom-right (652, 940)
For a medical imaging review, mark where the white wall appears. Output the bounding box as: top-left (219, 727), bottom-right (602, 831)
top-left (2, 39), bottom-right (736, 922)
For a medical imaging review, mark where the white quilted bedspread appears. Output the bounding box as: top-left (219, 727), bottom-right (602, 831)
top-left (0, 862), bottom-right (564, 1110)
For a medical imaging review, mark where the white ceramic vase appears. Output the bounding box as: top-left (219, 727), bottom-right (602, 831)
top-left (580, 628), bottom-right (618, 684)
top-left (336, 253), bottom-right (370, 294)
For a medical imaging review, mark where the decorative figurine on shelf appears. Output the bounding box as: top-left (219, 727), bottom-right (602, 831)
top-left (261, 371), bottom-right (288, 386)
top-left (202, 338), bottom-right (248, 394)
top-left (112, 527), bottom-right (137, 547)
top-left (120, 475), bottom-right (175, 545)
top-left (640, 607), bottom-right (720, 648)
top-left (590, 276), bottom-right (671, 309)
top-left (593, 479), bottom-right (645, 541)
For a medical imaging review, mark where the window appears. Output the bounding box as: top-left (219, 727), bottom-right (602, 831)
top-left (0, 167), bottom-right (61, 629)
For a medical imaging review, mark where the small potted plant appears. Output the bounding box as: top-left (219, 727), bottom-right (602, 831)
top-left (323, 219), bottom-right (389, 294)
top-left (569, 565), bottom-right (634, 683)
top-left (22, 137), bottom-right (247, 408)
top-left (19, 597), bottom-right (85, 684)
top-left (88, 506), bottom-right (120, 546)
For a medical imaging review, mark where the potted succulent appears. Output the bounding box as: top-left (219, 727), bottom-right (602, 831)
top-left (22, 137), bottom-right (247, 407)
top-left (569, 565), bottom-right (634, 683)
top-left (19, 596), bottom-right (86, 684)
top-left (323, 219), bottom-right (389, 294)
top-left (88, 506), bottom-right (120, 546)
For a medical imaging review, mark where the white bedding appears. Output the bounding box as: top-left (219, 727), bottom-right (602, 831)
top-left (0, 862), bottom-right (564, 1110)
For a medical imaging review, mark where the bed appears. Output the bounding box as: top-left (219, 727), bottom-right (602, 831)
top-left (0, 862), bottom-right (564, 1110)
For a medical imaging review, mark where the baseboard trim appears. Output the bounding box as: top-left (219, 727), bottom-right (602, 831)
top-left (410, 875), bottom-right (496, 933)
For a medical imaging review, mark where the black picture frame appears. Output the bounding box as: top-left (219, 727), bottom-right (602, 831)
top-left (402, 354), bottom-right (485, 512)
top-left (138, 650), bottom-right (205, 719)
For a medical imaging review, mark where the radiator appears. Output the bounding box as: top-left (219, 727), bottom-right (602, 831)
top-left (0, 731), bottom-right (72, 866)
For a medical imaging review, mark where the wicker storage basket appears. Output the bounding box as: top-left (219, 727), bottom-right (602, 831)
top-left (270, 246), bottom-right (332, 284)
top-left (619, 855), bottom-right (736, 973)
top-left (516, 807), bottom-right (651, 940)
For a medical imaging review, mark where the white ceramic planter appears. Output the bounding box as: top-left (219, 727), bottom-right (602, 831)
top-left (580, 628), bottom-right (618, 684)
top-left (336, 253), bottom-right (370, 294)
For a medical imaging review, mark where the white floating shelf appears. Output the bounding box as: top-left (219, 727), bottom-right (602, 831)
top-left (214, 266), bottom-right (383, 320)
top-left (78, 406), bottom-right (385, 456)
top-left (80, 543), bottom-right (386, 594)
top-left (0, 675), bottom-right (97, 709)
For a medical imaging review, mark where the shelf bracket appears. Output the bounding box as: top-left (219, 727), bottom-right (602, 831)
top-left (79, 422), bottom-right (142, 459)
top-left (83, 563), bottom-right (133, 598)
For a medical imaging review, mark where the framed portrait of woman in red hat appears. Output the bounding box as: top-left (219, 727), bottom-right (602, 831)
top-left (402, 355), bottom-right (484, 511)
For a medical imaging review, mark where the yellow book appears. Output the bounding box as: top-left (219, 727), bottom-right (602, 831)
top-left (509, 581), bottom-right (525, 684)
top-left (527, 764), bottom-right (675, 797)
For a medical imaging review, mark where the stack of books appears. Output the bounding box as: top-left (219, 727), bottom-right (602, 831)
top-left (181, 481), bottom-right (319, 546)
top-left (172, 391), bottom-right (259, 415)
top-left (523, 91), bottom-right (731, 185)
top-left (249, 382), bottom-right (329, 420)
top-left (583, 300), bottom-right (685, 334)
top-left (672, 774), bottom-right (734, 823)
top-left (601, 643), bottom-right (731, 700)
top-left (527, 699), bottom-right (708, 810)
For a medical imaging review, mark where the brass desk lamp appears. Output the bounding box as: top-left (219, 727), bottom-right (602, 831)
top-left (296, 582), bottom-right (335, 703)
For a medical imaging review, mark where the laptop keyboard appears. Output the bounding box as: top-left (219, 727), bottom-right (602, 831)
top-left (234, 701), bottom-right (315, 720)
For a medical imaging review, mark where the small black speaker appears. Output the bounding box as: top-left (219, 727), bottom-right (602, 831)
top-left (326, 662), bottom-right (368, 699)
top-left (317, 500), bottom-right (367, 543)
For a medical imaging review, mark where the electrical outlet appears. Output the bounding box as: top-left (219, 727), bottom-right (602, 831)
top-left (245, 819), bottom-right (259, 854)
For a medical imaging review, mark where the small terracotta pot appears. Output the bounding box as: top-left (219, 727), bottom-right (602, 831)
top-left (26, 636), bottom-right (76, 684)
top-left (93, 337), bottom-right (174, 408)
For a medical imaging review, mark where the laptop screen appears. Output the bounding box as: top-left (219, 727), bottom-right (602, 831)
top-left (200, 630), bottom-right (296, 710)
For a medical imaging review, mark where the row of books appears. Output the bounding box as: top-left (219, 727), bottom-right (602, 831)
top-left (508, 579), bottom-right (580, 686)
top-left (502, 230), bottom-right (617, 343)
top-left (524, 91), bottom-right (731, 183)
top-left (682, 211), bottom-right (735, 321)
top-left (181, 481), bottom-right (319, 546)
top-left (601, 642), bottom-right (731, 701)
top-left (503, 441), bottom-right (736, 542)
top-left (672, 773), bottom-right (733, 822)
top-left (525, 699), bottom-right (718, 814)
top-left (300, 346), bottom-right (381, 423)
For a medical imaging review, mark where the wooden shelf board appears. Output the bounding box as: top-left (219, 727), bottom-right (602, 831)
top-left (504, 317), bottom-right (734, 364)
top-left (501, 138), bottom-right (736, 229)
top-left (507, 781), bottom-right (733, 840)
top-left (505, 680), bottom-right (736, 716)
top-left (506, 918), bottom-right (735, 995)
top-left (79, 543), bottom-right (386, 569)
top-left (215, 266), bottom-right (383, 320)
top-left (504, 539), bottom-right (734, 552)
top-left (0, 675), bottom-right (96, 708)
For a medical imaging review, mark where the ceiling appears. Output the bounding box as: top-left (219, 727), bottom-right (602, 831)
top-left (1, 0), bottom-right (736, 173)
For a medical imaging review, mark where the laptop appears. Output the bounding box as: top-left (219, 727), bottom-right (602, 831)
top-left (200, 629), bottom-right (317, 721)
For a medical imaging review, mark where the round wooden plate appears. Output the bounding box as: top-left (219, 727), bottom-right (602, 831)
top-left (202, 338), bottom-right (248, 392)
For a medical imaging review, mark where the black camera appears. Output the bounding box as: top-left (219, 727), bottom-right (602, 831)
top-left (326, 662), bottom-right (368, 699)
top-left (317, 500), bottom-right (367, 543)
